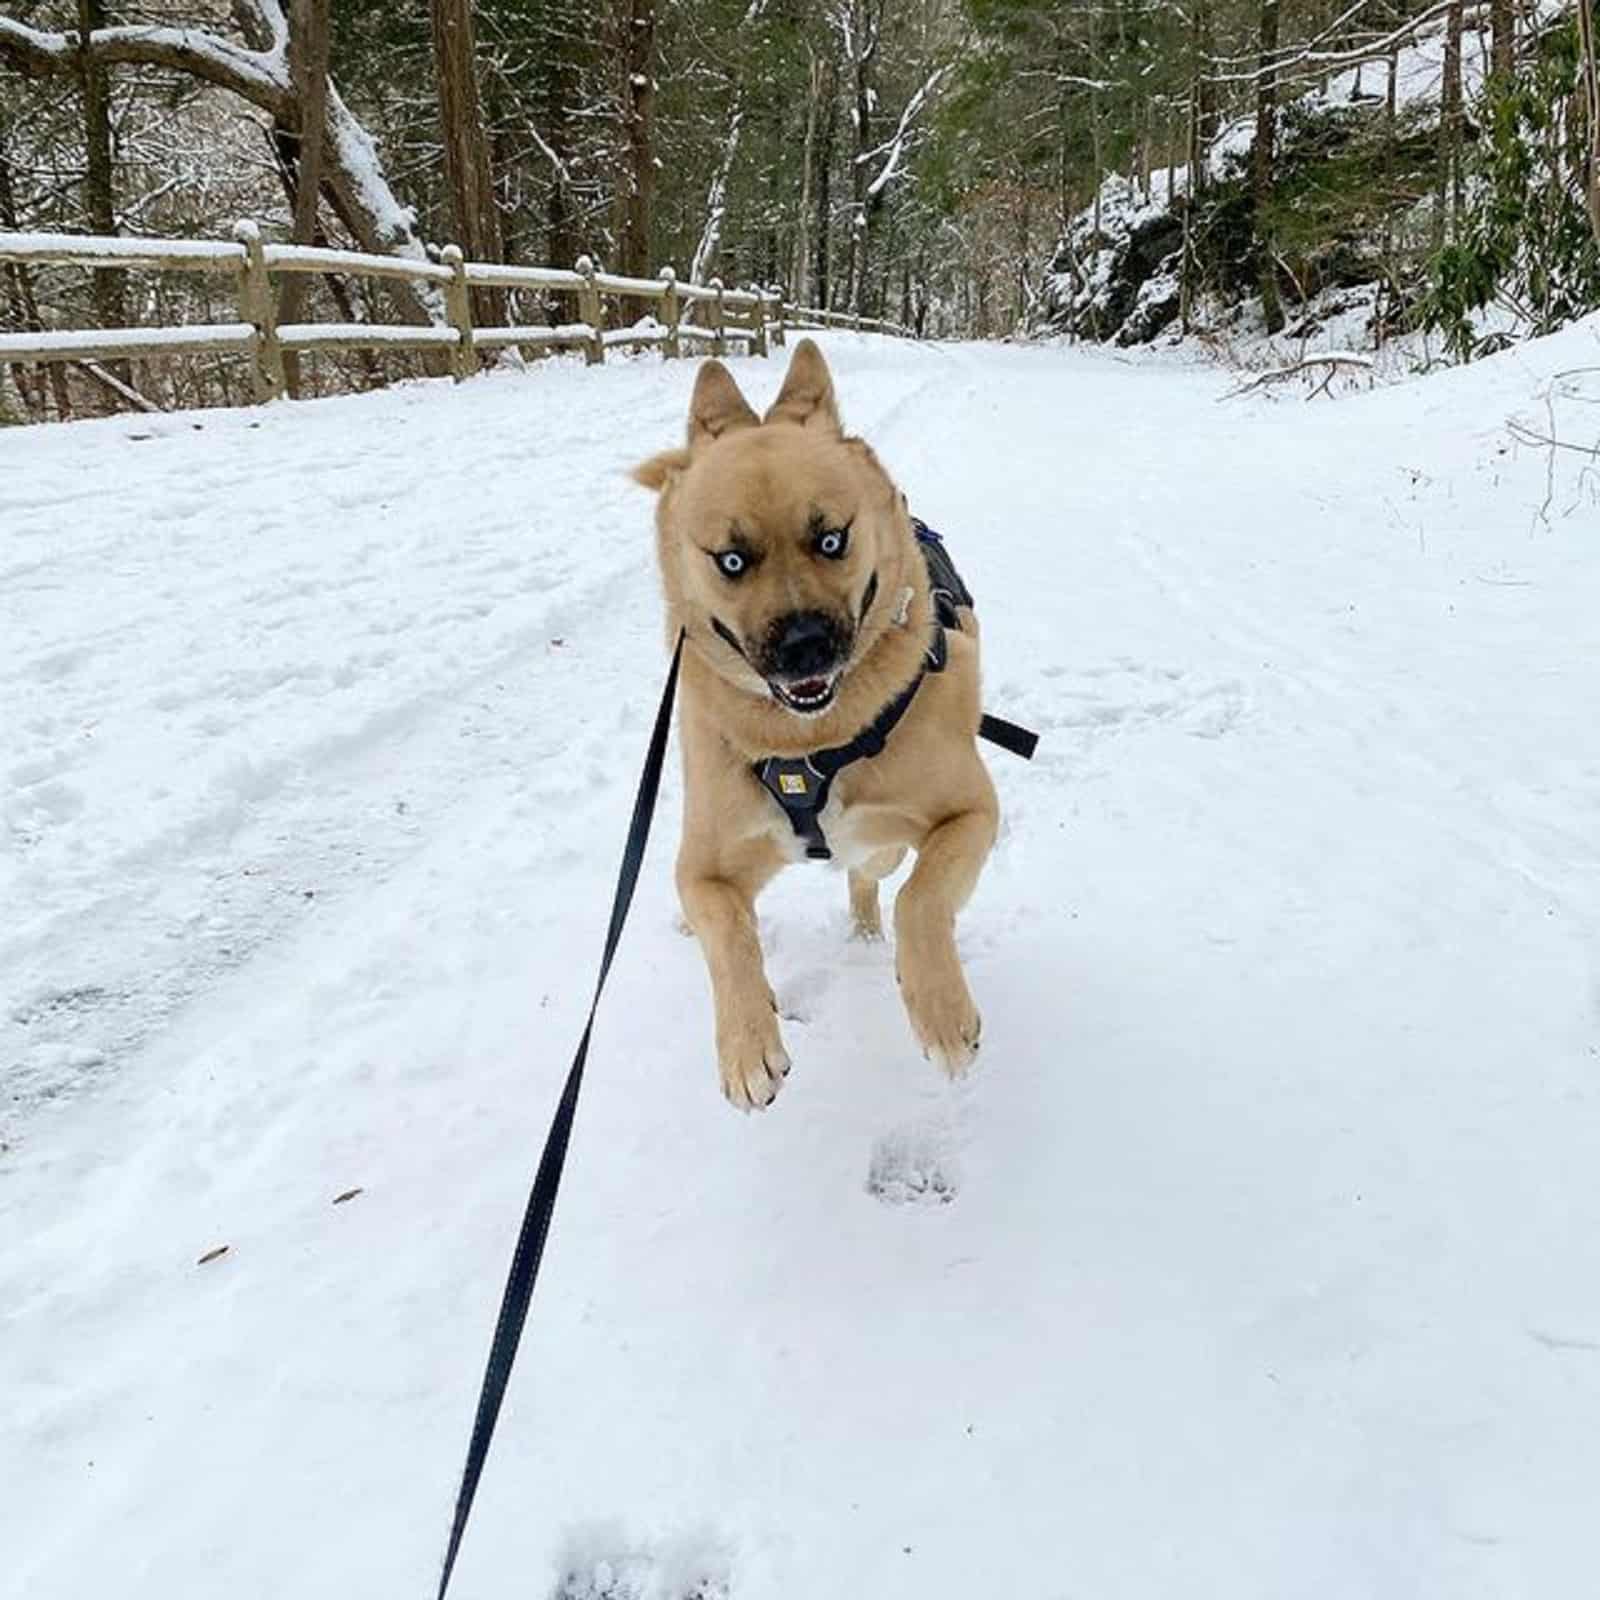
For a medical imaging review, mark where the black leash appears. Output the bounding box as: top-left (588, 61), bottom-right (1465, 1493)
top-left (435, 630), bottom-right (684, 1600)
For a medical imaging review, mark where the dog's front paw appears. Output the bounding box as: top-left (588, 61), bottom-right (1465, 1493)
top-left (898, 959), bottom-right (981, 1077)
top-left (716, 1007), bottom-right (791, 1111)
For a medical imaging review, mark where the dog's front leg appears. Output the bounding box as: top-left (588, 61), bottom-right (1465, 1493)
top-left (894, 809), bottom-right (998, 1075)
top-left (678, 863), bottom-right (790, 1110)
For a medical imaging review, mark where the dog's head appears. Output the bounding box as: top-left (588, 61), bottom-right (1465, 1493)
top-left (633, 340), bottom-right (908, 718)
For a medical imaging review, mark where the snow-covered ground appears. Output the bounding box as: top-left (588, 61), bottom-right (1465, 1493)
top-left (5, 328), bottom-right (1600, 1599)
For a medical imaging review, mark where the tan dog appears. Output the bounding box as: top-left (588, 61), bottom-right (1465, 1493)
top-left (634, 340), bottom-right (998, 1110)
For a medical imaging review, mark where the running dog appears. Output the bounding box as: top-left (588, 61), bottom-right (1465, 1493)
top-left (633, 340), bottom-right (998, 1110)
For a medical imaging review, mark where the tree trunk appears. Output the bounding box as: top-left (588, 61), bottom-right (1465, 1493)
top-left (690, 105), bottom-right (742, 285)
top-left (538, 26), bottom-right (579, 280)
top-left (1490, 0), bottom-right (1514, 84)
top-left (279, 0), bottom-right (330, 397)
top-left (1053, 17), bottom-right (1073, 225)
top-left (1090, 0), bottom-right (1104, 238)
top-left (816, 57), bottom-right (837, 309)
top-left (690, 0), bottom-right (766, 289)
top-left (1580, 0), bottom-right (1600, 247)
top-left (1015, 184), bottom-right (1031, 330)
top-left (1182, 58), bottom-right (1199, 330)
top-left (844, 4), bottom-right (874, 315)
top-left (1435, 0), bottom-right (1464, 248)
top-left (1196, 0), bottom-right (1218, 193)
top-left (793, 52), bottom-right (821, 304)
top-left (76, 0), bottom-right (126, 384)
top-left (266, 123), bottom-right (380, 387)
top-left (430, 0), bottom-right (504, 320)
top-left (0, 128), bottom-right (72, 418)
top-left (618, 0), bottom-right (656, 280)
top-left (1252, 0), bottom-right (1285, 335)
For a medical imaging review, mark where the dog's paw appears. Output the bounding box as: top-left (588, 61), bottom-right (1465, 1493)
top-left (716, 1008), bottom-right (791, 1111)
top-left (899, 964), bottom-right (981, 1077)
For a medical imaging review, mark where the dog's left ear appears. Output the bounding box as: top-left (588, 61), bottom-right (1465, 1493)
top-left (764, 338), bottom-right (842, 435)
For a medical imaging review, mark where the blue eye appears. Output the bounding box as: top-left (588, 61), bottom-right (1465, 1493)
top-left (817, 528), bottom-right (848, 559)
top-left (716, 549), bottom-right (747, 578)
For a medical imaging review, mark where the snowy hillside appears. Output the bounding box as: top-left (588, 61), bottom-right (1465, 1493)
top-left (1044, 6), bottom-right (1541, 351)
top-left (5, 330), bottom-right (1600, 1600)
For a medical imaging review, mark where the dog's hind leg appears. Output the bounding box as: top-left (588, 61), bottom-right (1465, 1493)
top-left (848, 847), bottom-right (906, 942)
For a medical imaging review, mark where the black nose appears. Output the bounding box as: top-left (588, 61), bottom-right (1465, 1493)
top-left (770, 610), bottom-right (839, 678)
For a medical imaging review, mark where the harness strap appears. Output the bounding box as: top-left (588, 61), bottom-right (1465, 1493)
top-left (979, 713), bottom-right (1040, 761)
top-left (754, 517), bottom-right (1038, 862)
top-left (913, 518), bottom-right (975, 630)
top-left (756, 647), bottom-right (933, 861)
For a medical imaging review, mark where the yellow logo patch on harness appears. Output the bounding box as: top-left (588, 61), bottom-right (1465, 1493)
top-left (778, 772), bottom-right (809, 796)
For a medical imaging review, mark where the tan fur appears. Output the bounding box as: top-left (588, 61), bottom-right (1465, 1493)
top-left (634, 340), bottom-right (998, 1110)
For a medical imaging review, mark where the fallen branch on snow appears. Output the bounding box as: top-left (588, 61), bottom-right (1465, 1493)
top-left (1222, 351), bottom-right (1376, 401)
top-left (72, 359), bottom-right (162, 413)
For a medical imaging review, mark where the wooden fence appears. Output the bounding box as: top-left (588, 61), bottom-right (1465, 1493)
top-left (0, 222), bottom-right (916, 409)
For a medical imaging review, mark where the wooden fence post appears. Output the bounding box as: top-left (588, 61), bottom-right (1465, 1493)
top-left (441, 245), bottom-right (477, 382)
top-left (659, 267), bottom-right (681, 359)
top-left (710, 278), bottom-right (726, 357)
top-left (750, 286), bottom-right (769, 358)
top-left (233, 219), bottom-right (285, 403)
top-left (768, 285), bottom-right (786, 348)
top-left (575, 254), bottom-right (604, 365)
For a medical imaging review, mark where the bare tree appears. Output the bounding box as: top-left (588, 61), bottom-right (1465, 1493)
top-left (616, 0), bottom-right (656, 280)
top-left (1434, 0), bottom-right (1464, 247)
top-left (74, 0), bottom-right (124, 354)
top-left (0, 3), bottom-right (442, 326)
top-left (833, 0), bottom-right (882, 313)
top-left (689, 0), bottom-right (767, 288)
top-left (430, 0), bottom-right (504, 320)
top-left (814, 52), bottom-right (838, 308)
top-left (279, 0), bottom-right (329, 395)
top-left (1580, 0), bottom-right (1600, 247)
top-left (1249, 0), bottom-right (1286, 335)
top-left (1490, 0), bottom-right (1514, 84)
top-left (792, 49), bottom-right (826, 304)
top-left (0, 120), bottom-right (72, 417)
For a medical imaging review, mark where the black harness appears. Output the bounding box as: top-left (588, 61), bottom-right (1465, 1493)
top-left (754, 520), bottom-right (1037, 862)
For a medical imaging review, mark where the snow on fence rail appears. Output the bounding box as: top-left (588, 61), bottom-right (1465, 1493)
top-left (0, 221), bottom-right (914, 408)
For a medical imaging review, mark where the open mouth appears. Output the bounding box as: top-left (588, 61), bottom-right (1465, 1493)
top-left (769, 673), bottom-right (840, 715)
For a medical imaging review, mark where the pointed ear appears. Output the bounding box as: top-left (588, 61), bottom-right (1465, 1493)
top-left (764, 338), bottom-right (842, 434)
top-left (632, 447), bottom-right (692, 494)
top-left (687, 359), bottom-right (758, 451)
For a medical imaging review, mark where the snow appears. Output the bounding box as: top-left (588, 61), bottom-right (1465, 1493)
top-left (0, 231), bottom-right (244, 266)
top-left (1314, 12), bottom-right (1490, 120)
top-left (5, 328), bottom-right (1600, 1599)
top-left (1046, 170), bottom-right (1186, 339)
top-left (0, 16), bottom-right (285, 99)
top-left (278, 321), bottom-right (459, 349)
top-left (474, 321), bottom-right (596, 351)
top-left (1206, 1), bottom-right (1498, 186)
top-left (0, 322), bottom-right (253, 356)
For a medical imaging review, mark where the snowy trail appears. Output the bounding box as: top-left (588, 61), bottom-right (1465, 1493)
top-left (3, 343), bottom-right (952, 1111)
top-left (5, 331), bottom-right (1600, 1600)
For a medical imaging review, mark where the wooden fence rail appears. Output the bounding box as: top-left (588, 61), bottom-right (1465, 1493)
top-left (0, 221), bottom-right (916, 410)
